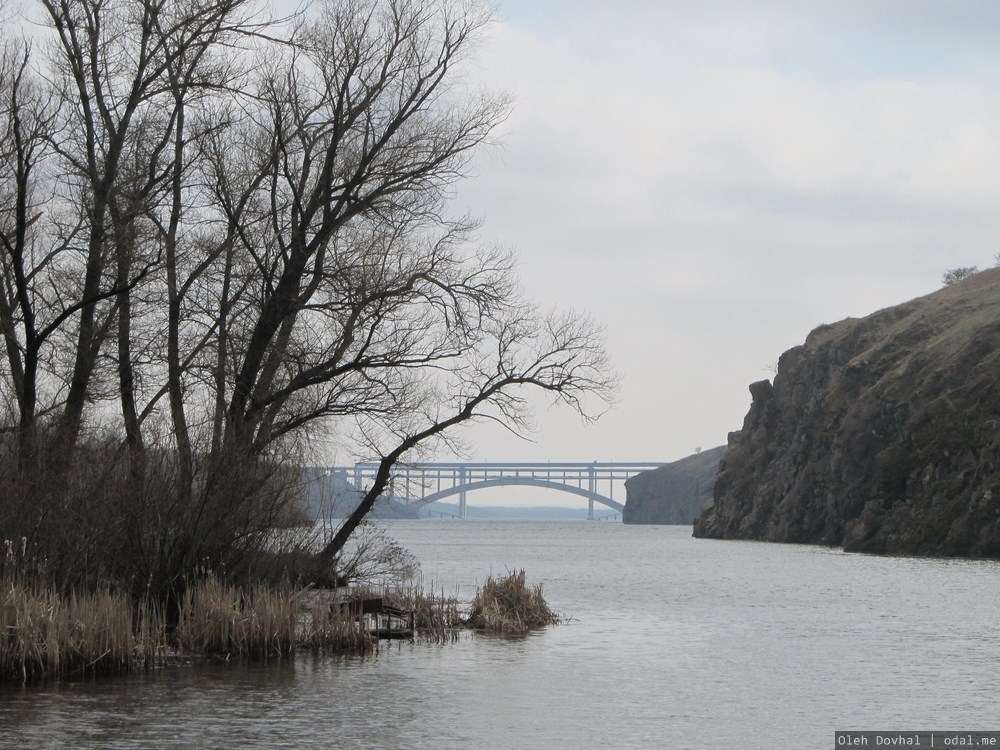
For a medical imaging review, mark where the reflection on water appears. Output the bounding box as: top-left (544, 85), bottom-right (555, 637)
top-left (2, 522), bottom-right (999, 749)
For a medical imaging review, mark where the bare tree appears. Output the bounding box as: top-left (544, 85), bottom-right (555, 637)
top-left (199, 0), bottom-right (614, 561)
top-left (218, 0), bottom-right (511, 450)
top-left (0, 34), bottom-right (67, 460)
top-left (320, 305), bottom-right (614, 562)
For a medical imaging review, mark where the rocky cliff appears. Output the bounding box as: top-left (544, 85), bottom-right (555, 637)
top-left (623, 446), bottom-right (725, 524)
top-left (694, 268), bottom-right (1000, 557)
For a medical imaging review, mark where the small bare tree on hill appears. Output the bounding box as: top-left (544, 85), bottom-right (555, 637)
top-left (942, 266), bottom-right (979, 286)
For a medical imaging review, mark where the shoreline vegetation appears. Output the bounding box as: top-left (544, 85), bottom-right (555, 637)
top-left (0, 0), bottom-right (608, 688)
top-left (1, 559), bottom-right (558, 685)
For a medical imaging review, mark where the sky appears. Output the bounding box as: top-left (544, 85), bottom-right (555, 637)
top-left (442, 0), bottom-right (1000, 468)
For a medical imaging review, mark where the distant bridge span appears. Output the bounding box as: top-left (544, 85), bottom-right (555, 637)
top-left (332, 462), bottom-right (664, 520)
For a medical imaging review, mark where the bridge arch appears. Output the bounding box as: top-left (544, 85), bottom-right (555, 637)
top-left (411, 477), bottom-right (624, 514)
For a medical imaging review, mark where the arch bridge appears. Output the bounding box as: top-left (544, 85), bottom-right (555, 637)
top-left (332, 462), bottom-right (664, 520)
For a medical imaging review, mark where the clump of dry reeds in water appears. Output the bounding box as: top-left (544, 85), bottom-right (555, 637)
top-left (1, 540), bottom-right (166, 682)
top-left (175, 576), bottom-right (299, 659)
top-left (465, 569), bottom-right (559, 633)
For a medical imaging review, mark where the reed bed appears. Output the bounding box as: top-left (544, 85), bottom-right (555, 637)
top-left (1, 580), bottom-right (165, 682)
top-left (465, 569), bottom-right (560, 633)
top-left (174, 577), bottom-right (299, 659)
top-left (3, 539), bottom-right (560, 683)
top-left (1, 575), bottom-right (375, 682)
top-left (176, 577), bottom-right (382, 657)
top-left (298, 600), bottom-right (375, 652)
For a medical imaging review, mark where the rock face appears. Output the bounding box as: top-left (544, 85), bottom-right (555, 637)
top-left (623, 446), bottom-right (725, 524)
top-left (694, 268), bottom-right (1000, 557)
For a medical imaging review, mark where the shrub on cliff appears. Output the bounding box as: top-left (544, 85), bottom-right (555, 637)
top-left (942, 266), bottom-right (979, 285)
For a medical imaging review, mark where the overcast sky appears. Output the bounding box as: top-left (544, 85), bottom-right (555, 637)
top-left (444, 0), bottom-right (1000, 466)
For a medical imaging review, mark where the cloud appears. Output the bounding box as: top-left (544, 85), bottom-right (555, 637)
top-left (469, 9), bottom-right (1000, 264)
top-left (454, 2), bottom-right (1000, 461)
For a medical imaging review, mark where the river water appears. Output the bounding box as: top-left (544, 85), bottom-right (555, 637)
top-left (2, 521), bottom-right (998, 749)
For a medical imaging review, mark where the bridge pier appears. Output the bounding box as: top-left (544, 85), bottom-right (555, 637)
top-left (459, 466), bottom-right (467, 519)
top-left (587, 464), bottom-right (596, 521)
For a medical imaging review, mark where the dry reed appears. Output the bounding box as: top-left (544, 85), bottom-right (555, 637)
top-left (174, 576), bottom-right (298, 659)
top-left (176, 577), bottom-right (380, 657)
top-left (298, 599), bottom-right (375, 652)
top-left (1, 579), bottom-right (165, 682)
top-left (1, 574), bottom-right (382, 683)
top-left (465, 569), bottom-right (559, 633)
top-left (3, 536), bottom-right (561, 684)
top-left (382, 584), bottom-right (462, 642)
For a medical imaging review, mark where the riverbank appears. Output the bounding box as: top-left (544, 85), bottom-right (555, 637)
top-left (1, 566), bottom-right (557, 684)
